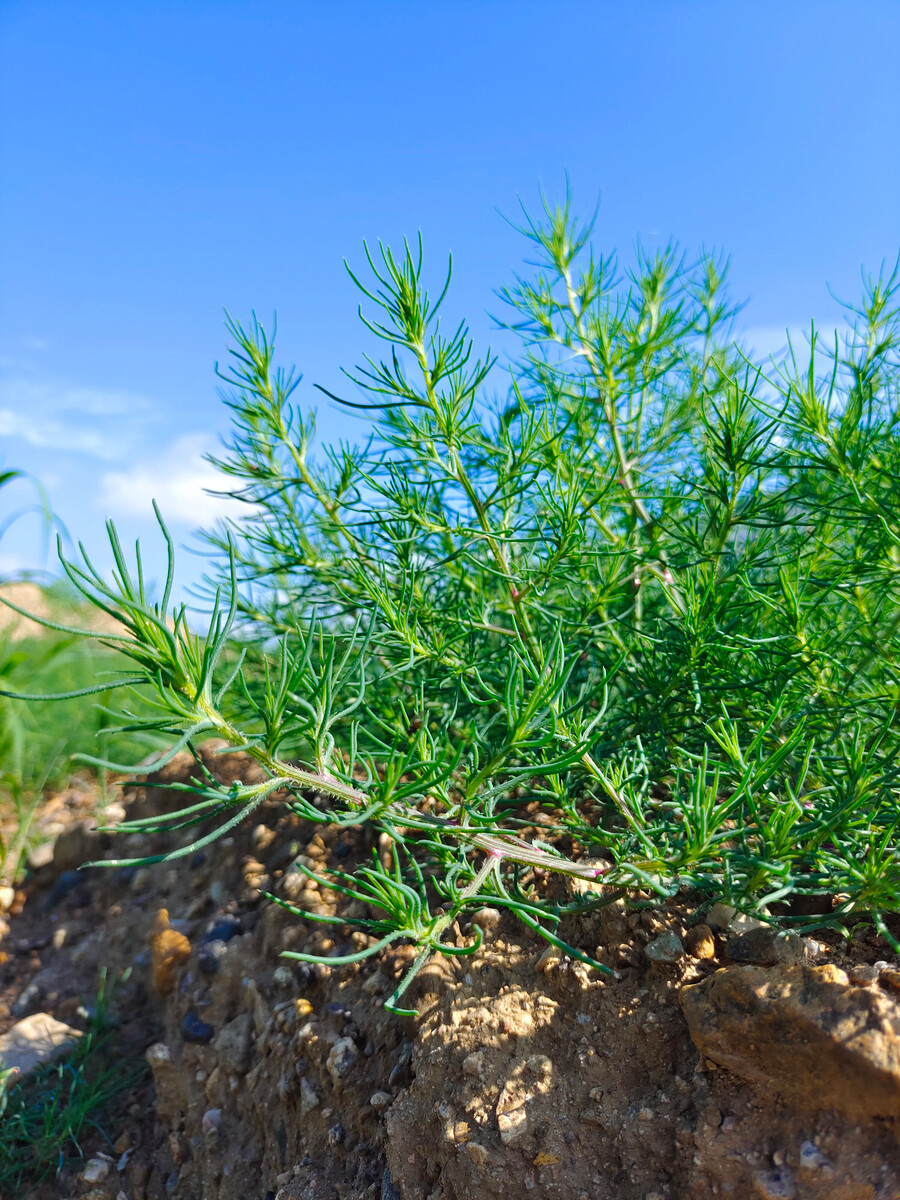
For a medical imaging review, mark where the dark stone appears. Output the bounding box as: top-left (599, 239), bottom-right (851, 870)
top-left (197, 940), bottom-right (228, 976)
top-left (199, 913), bottom-right (240, 946)
top-left (381, 1168), bottom-right (401, 1200)
top-left (44, 870), bottom-right (87, 910)
top-left (726, 927), bottom-right (809, 966)
top-left (294, 961), bottom-right (329, 986)
top-left (265, 840), bottom-right (301, 873)
top-left (11, 979), bottom-right (43, 1017)
top-left (181, 1009), bottom-right (215, 1044)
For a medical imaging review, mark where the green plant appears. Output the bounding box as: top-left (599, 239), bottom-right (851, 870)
top-left (0, 618), bottom-right (166, 883)
top-left (0, 970), bottom-right (145, 1193)
top-left (6, 194), bottom-right (900, 1005)
top-left (0, 471), bottom-right (112, 881)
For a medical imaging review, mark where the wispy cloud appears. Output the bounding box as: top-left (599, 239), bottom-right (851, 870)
top-left (0, 372), bottom-right (156, 460)
top-left (96, 433), bottom-right (247, 527)
top-left (738, 323), bottom-right (841, 363)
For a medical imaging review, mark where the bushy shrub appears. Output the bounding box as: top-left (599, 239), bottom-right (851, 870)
top-left (8, 197), bottom-right (900, 1009)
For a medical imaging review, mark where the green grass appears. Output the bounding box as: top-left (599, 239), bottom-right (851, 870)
top-left (0, 971), bottom-right (146, 1196)
top-left (0, 592), bottom-right (167, 883)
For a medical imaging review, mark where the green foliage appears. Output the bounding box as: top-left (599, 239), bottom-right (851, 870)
top-left (0, 471), bottom-right (163, 881)
top-left (0, 971), bottom-right (145, 1194)
top-left (7, 194), bottom-right (900, 1001)
top-left (0, 611), bottom-right (168, 883)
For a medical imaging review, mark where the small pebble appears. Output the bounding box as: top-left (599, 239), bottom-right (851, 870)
top-left (726, 927), bottom-right (808, 966)
top-left (181, 1009), bottom-right (215, 1045)
top-left (295, 961), bottom-right (328, 987)
top-left (645, 932), bottom-right (684, 963)
top-left (370, 1090), bottom-right (392, 1110)
top-left (28, 842), bottom-right (55, 870)
top-left (327, 1036), bottom-right (359, 1082)
top-left (280, 872), bottom-right (307, 901)
top-left (251, 824), bottom-right (276, 851)
top-left (272, 965), bottom-right (294, 988)
top-left (197, 940), bottom-right (228, 976)
top-left (12, 980), bottom-right (43, 1018)
top-left (616, 943), bottom-right (642, 968)
top-left (730, 911), bottom-right (768, 933)
top-left (526, 1054), bottom-right (553, 1076)
top-left (798, 1140), bottom-right (832, 1173)
top-left (299, 1076), bottom-right (320, 1116)
top-left (752, 1167), bottom-right (796, 1200)
top-left (467, 1142), bottom-right (489, 1169)
top-left (534, 945), bottom-right (563, 972)
top-left (470, 907), bottom-right (502, 932)
top-left (463, 1051), bottom-right (485, 1078)
top-left (705, 903), bottom-right (736, 932)
top-left (81, 1155), bottom-right (112, 1183)
top-left (200, 914), bottom-right (241, 946)
top-left (201, 1108), bottom-right (222, 1136)
top-left (113, 1131), bottom-right (132, 1155)
top-left (327, 1122), bottom-right (345, 1147)
top-left (878, 966), bottom-right (900, 991)
top-left (848, 963), bottom-right (879, 986)
top-left (684, 924), bottom-right (716, 960)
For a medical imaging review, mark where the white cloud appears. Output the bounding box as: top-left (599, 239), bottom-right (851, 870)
top-left (96, 433), bottom-right (247, 527)
top-left (738, 324), bottom-right (841, 364)
top-left (0, 373), bottom-right (156, 460)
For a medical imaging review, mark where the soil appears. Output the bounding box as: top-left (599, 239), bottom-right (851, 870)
top-left (1, 744), bottom-right (899, 1200)
top-left (0, 583), bottom-right (122, 642)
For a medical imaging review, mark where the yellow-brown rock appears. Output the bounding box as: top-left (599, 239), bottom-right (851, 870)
top-left (151, 908), bottom-right (192, 995)
top-left (680, 963), bottom-right (900, 1118)
top-left (684, 923), bottom-right (716, 960)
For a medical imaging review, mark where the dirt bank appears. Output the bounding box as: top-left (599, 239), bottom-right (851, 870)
top-left (2, 746), bottom-right (899, 1199)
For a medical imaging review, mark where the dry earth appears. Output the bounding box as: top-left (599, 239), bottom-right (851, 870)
top-left (0, 584), bottom-right (122, 642)
top-left (1, 745), bottom-right (900, 1200)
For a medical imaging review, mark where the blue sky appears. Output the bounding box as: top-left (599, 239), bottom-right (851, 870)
top-left (1, 1), bottom-right (898, 605)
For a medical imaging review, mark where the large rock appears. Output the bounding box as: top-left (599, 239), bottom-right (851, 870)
top-left (680, 963), bottom-right (900, 1117)
top-left (0, 1012), bottom-right (82, 1077)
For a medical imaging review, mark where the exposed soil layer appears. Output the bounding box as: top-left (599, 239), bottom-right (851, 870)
top-left (2, 745), bottom-right (899, 1200)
